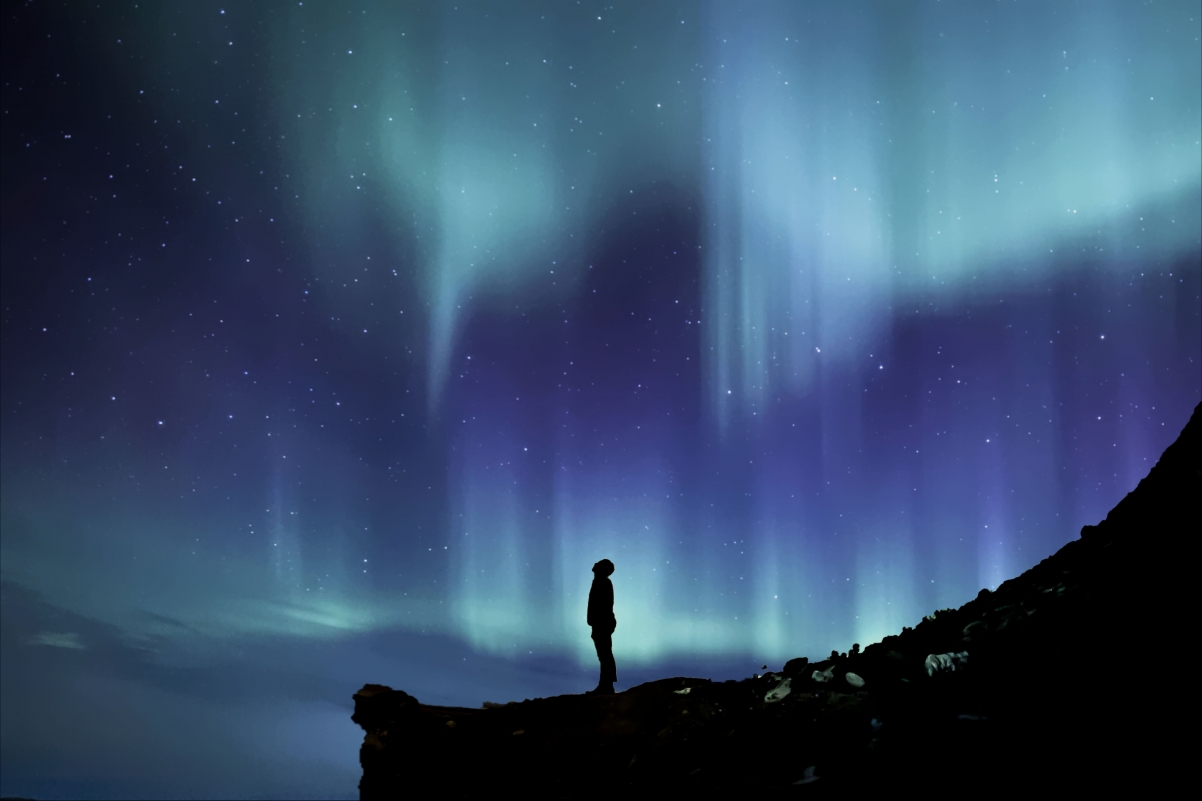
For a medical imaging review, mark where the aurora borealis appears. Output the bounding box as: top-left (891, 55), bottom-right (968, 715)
top-left (2, 1), bottom-right (1200, 798)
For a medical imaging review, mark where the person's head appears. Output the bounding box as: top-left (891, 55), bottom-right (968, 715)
top-left (592, 559), bottom-right (614, 577)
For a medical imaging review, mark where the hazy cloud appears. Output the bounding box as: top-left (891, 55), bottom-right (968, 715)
top-left (30, 631), bottom-right (86, 650)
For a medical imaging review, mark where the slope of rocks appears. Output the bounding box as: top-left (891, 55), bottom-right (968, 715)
top-left (353, 402), bottom-right (1198, 797)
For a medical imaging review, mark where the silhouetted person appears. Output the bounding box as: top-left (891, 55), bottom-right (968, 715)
top-left (587, 559), bottom-right (617, 694)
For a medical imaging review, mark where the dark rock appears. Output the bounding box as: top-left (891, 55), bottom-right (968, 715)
top-left (782, 656), bottom-right (809, 676)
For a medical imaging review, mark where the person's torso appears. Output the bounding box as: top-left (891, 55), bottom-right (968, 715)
top-left (588, 577), bottom-right (614, 622)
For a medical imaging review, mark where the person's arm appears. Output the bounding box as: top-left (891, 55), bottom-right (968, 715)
top-left (587, 581), bottom-right (597, 627)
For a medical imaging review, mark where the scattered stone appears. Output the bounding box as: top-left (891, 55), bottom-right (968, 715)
top-left (924, 651), bottom-right (969, 676)
top-left (963, 620), bottom-right (986, 638)
top-left (793, 765), bottom-right (820, 785)
top-left (783, 656), bottom-right (810, 675)
top-left (764, 677), bottom-right (792, 703)
top-left (845, 672), bottom-right (865, 688)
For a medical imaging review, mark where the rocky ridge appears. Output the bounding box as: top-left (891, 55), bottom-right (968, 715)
top-left (353, 402), bottom-right (1197, 797)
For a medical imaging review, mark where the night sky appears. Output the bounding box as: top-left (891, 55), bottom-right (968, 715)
top-left (2, 1), bottom-right (1199, 798)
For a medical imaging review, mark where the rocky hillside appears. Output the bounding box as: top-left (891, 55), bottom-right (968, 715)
top-left (353, 402), bottom-right (1198, 797)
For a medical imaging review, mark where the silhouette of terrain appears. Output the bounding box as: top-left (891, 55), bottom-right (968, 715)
top-left (353, 402), bottom-right (1198, 797)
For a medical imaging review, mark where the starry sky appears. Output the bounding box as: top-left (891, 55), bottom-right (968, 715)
top-left (2, 1), bottom-right (1199, 798)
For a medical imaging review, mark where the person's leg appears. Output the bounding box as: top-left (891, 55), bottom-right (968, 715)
top-left (601, 627), bottom-right (617, 684)
top-left (591, 627), bottom-right (615, 691)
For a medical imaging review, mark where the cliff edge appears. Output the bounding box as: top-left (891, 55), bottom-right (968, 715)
top-left (353, 402), bottom-right (1198, 797)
